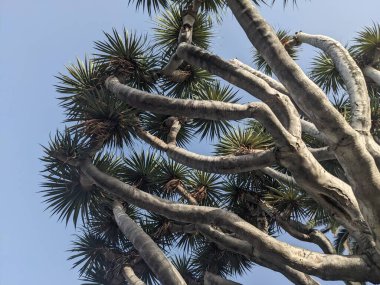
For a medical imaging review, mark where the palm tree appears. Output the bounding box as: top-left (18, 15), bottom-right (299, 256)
top-left (41, 0), bottom-right (380, 284)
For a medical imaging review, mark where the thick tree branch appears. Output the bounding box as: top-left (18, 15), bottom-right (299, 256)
top-left (168, 182), bottom-right (319, 285)
top-left (246, 194), bottom-right (335, 254)
top-left (225, 0), bottom-right (352, 143)
top-left (225, 0), bottom-right (380, 251)
top-left (60, 77), bottom-right (373, 254)
top-left (78, 160), bottom-right (380, 282)
top-left (363, 65), bottom-right (380, 87)
top-left (175, 43), bottom-right (301, 136)
top-left (301, 120), bottom-right (325, 142)
top-left (295, 32), bottom-right (371, 133)
top-left (204, 272), bottom-right (242, 285)
top-left (198, 224), bottom-right (319, 285)
top-left (173, 178), bottom-right (318, 285)
top-left (134, 123), bottom-right (276, 174)
top-left (165, 116), bottom-right (182, 145)
top-left (106, 76), bottom-right (295, 146)
top-left (309, 147), bottom-right (335, 161)
top-left (261, 167), bottom-right (296, 184)
top-left (161, 0), bottom-right (201, 75)
top-left (112, 201), bottom-right (186, 285)
top-left (229, 58), bottom-right (289, 95)
top-left (122, 266), bottom-right (146, 285)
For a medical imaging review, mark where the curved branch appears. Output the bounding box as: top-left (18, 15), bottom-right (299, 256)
top-left (175, 43), bottom-right (301, 136)
top-left (112, 201), bottom-right (186, 285)
top-left (106, 76), bottom-right (272, 120)
top-left (106, 76), bottom-right (293, 146)
top-left (134, 124), bottom-right (276, 174)
top-left (309, 147), bottom-right (335, 161)
top-left (79, 160), bottom-right (380, 282)
top-left (363, 65), bottom-right (380, 87)
top-left (225, 0), bottom-right (351, 144)
top-left (225, 0), bottom-right (380, 252)
top-left (161, 0), bottom-right (201, 75)
top-left (204, 272), bottom-right (242, 285)
top-left (198, 224), bottom-right (319, 285)
top-left (122, 266), bottom-right (146, 285)
top-left (247, 195), bottom-right (335, 254)
top-left (296, 32), bottom-right (371, 133)
top-left (261, 167), bottom-right (296, 184)
top-left (165, 117), bottom-right (181, 145)
top-left (229, 58), bottom-right (289, 95)
top-left (174, 178), bottom-right (318, 285)
top-left (301, 120), bottom-right (325, 142)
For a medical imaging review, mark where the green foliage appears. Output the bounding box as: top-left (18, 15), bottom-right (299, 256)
top-left (88, 202), bottom-right (138, 246)
top-left (65, 89), bottom-right (138, 149)
top-left (128, 0), bottom-right (169, 15)
top-left (41, 146), bottom-right (123, 226)
top-left (69, 230), bottom-right (115, 276)
top-left (171, 255), bottom-right (198, 283)
top-left (154, 6), bottom-right (213, 56)
top-left (192, 83), bottom-right (240, 140)
top-left (122, 150), bottom-right (161, 193)
top-left (160, 64), bottom-right (214, 98)
top-left (353, 23), bottom-right (380, 65)
top-left (141, 212), bottom-right (177, 247)
top-left (140, 113), bottom-right (194, 147)
top-left (56, 57), bottom-right (106, 96)
top-left (265, 183), bottom-right (309, 220)
top-left (127, 0), bottom-right (299, 15)
top-left (188, 171), bottom-right (222, 206)
top-left (192, 241), bottom-right (253, 278)
top-left (309, 51), bottom-right (345, 94)
top-left (214, 125), bottom-right (273, 156)
top-left (43, 2), bottom-right (379, 284)
top-left (94, 28), bottom-right (157, 92)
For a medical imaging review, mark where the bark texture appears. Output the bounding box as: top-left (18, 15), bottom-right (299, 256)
top-left (112, 201), bottom-right (187, 285)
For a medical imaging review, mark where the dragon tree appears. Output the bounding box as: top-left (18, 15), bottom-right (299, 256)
top-left (41, 0), bottom-right (380, 284)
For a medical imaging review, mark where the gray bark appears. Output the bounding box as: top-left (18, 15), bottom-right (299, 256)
top-left (296, 32), bottom-right (371, 133)
top-left (78, 160), bottom-right (380, 282)
top-left (122, 266), bottom-right (146, 285)
top-left (134, 123), bottom-right (276, 174)
top-left (175, 43), bottom-right (301, 137)
top-left (363, 65), bottom-right (380, 86)
top-left (204, 272), bottom-right (241, 285)
top-left (161, 0), bottom-right (201, 75)
top-left (112, 201), bottom-right (187, 285)
top-left (172, 176), bottom-right (318, 285)
top-left (225, 0), bottom-right (380, 254)
top-left (105, 75), bottom-right (376, 264)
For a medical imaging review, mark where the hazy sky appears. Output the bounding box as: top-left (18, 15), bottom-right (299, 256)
top-left (1, 0), bottom-right (380, 284)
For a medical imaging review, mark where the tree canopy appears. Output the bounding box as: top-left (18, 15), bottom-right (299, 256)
top-left (41, 0), bottom-right (380, 284)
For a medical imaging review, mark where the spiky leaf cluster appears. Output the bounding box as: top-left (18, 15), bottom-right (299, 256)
top-left (214, 125), bottom-right (273, 156)
top-left (154, 6), bottom-right (213, 56)
top-left (140, 113), bottom-right (194, 147)
top-left (65, 89), bottom-right (138, 149)
top-left (352, 23), bottom-right (380, 66)
top-left (192, 83), bottom-right (240, 140)
top-left (94, 28), bottom-right (157, 92)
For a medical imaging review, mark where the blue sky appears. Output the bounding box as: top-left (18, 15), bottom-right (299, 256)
top-left (1, 0), bottom-right (380, 284)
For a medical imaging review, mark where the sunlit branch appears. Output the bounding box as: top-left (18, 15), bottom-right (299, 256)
top-left (175, 43), bottom-right (301, 136)
top-left (78, 160), bottom-right (380, 282)
top-left (295, 32), bottom-right (371, 133)
top-left (225, 0), bottom-right (380, 255)
top-left (112, 201), bottom-right (186, 285)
